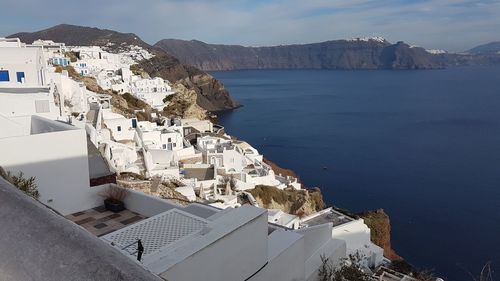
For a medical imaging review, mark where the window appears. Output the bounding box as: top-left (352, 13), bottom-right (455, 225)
top-left (162, 144), bottom-right (167, 149)
top-left (117, 126), bottom-right (122, 132)
top-left (168, 138), bottom-right (171, 142)
top-left (131, 119), bottom-right (137, 128)
top-left (0, 70), bottom-right (9, 82)
top-left (16, 72), bottom-right (25, 83)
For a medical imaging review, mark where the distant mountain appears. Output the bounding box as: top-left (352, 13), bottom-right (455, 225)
top-left (467, 41), bottom-right (500, 55)
top-left (9, 24), bottom-right (152, 51)
top-left (8, 24), bottom-right (239, 112)
top-left (154, 38), bottom-right (445, 71)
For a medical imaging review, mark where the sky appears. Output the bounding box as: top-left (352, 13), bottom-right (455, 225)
top-left (1, 0), bottom-right (499, 52)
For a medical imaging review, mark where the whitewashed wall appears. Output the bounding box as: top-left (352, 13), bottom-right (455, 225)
top-left (250, 230), bottom-right (306, 281)
top-left (160, 207), bottom-right (268, 281)
top-left (331, 219), bottom-right (384, 267)
top-left (0, 118), bottom-right (97, 215)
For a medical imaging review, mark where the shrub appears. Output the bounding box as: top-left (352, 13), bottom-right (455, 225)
top-left (99, 185), bottom-right (129, 203)
top-left (0, 167), bottom-right (39, 199)
top-left (163, 94), bottom-right (176, 103)
top-left (249, 185), bottom-right (289, 206)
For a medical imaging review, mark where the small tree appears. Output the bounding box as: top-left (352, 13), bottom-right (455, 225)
top-left (0, 167), bottom-right (39, 199)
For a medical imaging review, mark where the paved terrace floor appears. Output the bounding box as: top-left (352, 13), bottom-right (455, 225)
top-left (66, 206), bottom-right (148, 237)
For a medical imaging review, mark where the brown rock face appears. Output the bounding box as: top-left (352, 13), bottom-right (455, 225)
top-left (359, 209), bottom-right (402, 261)
top-left (163, 83), bottom-right (208, 120)
top-left (248, 185), bottom-right (325, 217)
top-left (136, 55), bottom-right (240, 112)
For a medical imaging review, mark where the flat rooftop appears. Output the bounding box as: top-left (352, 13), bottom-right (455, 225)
top-left (65, 206), bottom-right (147, 237)
top-left (0, 86), bottom-right (50, 93)
top-left (101, 209), bottom-right (209, 261)
top-left (300, 208), bottom-right (354, 228)
top-left (182, 167), bottom-right (214, 181)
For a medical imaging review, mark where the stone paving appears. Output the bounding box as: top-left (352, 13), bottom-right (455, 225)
top-left (65, 206), bottom-right (147, 237)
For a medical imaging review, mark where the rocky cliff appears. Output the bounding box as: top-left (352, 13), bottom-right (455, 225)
top-left (132, 54), bottom-right (239, 112)
top-left (248, 185), bottom-right (325, 217)
top-left (358, 209), bottom-right (402, 261)
top-left (9, 24), bottom-right (239, 114)
top-left (154, 38), bottom-right (444, 70)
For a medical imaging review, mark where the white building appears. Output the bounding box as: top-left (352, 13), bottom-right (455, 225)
top-left (0, 41), bottom-right (61, 133)
top-left (130, 77), bottom-right (174, 109)
top-left (0, 37), bottom-right (22, 47)
top-left (0, 115), bottom-right (100, 215)
top-left (102, 110), bottom-right (138, 141)
top-left (268, 209), bottom-right (301, 229)
top-left (300, 207), bottom-right (385, 269)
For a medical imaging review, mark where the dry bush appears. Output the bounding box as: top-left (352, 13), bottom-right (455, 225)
top-left (0, 167), bottom-right (39, 199)
top-left (99, 185), bottom-right (129, 203)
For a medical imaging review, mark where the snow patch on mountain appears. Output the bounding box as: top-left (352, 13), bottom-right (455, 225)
top-left (426, 49), bottom-right (447, 54)
top-left (348, 36), bottom-right (387, 43)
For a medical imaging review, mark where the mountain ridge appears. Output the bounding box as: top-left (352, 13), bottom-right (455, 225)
top-left (467, 41), bottom-right (500, 55)
top-left (154, 38), bottom-right (445, 71)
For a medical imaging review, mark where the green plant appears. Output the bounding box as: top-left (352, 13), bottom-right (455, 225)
top-left (0, 167), bottom-right (39, 199)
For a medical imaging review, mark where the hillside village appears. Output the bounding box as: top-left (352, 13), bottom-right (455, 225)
top-left (0, 37), bottom-right (424, 281)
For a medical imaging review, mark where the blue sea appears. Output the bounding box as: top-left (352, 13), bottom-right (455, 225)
top-left (211, 67), bottom-right (500, 281)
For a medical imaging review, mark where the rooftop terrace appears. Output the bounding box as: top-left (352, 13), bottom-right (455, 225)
top-left (66, 206), bottom-right (147, 237)
top-left (300, 207), bottom-right (354, 228)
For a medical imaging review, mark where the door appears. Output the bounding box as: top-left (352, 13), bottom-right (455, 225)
top-left (16, 72), bottom-right (25, 83)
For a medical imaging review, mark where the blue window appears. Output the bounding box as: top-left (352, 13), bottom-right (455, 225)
top-left (0, 70), bottom-right (9, 82)
top-left (131, 119), bottom-right (137, 128)
top-left (16, 72), bottom-right (25, 83)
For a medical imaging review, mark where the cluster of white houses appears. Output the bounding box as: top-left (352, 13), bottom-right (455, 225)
top-left (0, 37), bottom-right (420, 281)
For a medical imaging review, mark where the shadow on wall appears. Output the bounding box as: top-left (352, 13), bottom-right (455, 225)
top-left (0, 155), bottom-right (104, 216)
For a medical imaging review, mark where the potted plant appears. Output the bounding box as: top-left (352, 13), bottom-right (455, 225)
top-left (100, 185), bottom-right (129, 212)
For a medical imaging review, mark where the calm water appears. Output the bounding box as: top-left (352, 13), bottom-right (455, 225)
top-left (212, 67), bottom-right (500, 281)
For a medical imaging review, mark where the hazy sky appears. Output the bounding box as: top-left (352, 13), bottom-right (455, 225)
top-left (1, 0), bottom-right (499, 52)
